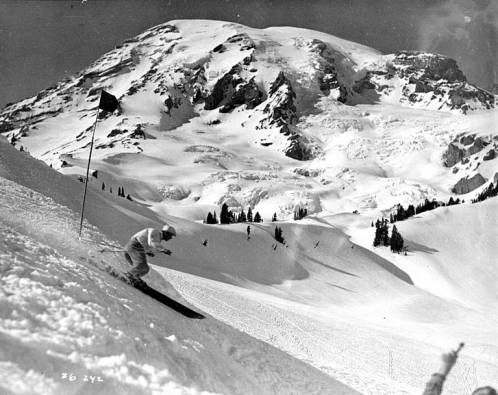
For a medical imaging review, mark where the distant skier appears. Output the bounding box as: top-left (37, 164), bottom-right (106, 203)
top-left (124, 224), bottom-right (176, 278)
top-left (247, 225), bottom-right (251, 240)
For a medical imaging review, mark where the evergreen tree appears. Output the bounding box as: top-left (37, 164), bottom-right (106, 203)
top-left (247, 207), bottom-right (253, 222)
top-left (254, 212), bottom-right (261, 222)
top-left (220, 203), bottom-right (230, 224)
top-left (396, 204), bottom-right (406, 221)
top-left (373, 219), bottom-right (382, 246)
top-left (213, 211), bottom-right (218, 224)
top-left (272, 213), bottom-right (277, 222)
top-left (381, 218), bottom-right (390, 246)
top-left (102, 182), bottom-right (105, 191)
top-left (390, 225), bottom-right (404, 253)
top-left (206, 212), bottom-right (214, 224)
top-left (239, 209), bottom-right (247, 222)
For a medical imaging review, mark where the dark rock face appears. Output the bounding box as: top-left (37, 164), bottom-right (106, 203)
top-left (258, 72), bottom-right (315, 160)
top-left (452, 173), bottom-right (486, 194)
top-left (353, 73), bottom-right (377, 93)
top-left (460, 134), bottom-right (475, 146)
top-left (393, 51), bottom-right (466, 82)
top-left (0, 121), bottom-right (14, 133)
top-left (443, 143), bottom-right (466, 167)
top-left (379, 51), bottom-right (495, 113)
top-left (163, 95), bottom-right (182, 113)
top-left (226, 33), bottom-right (255, 51)
top-left (443, 135), bottom-right (491, 167)
top-left (107, 128), bottom-right (127, 138)
top-left (483, 149), bottom-right (496, 161)
top-left (466, 137), bottom-right (489, 156)
top-left (212, 44), bottom-right (226, 53)
top-left (308, 39), bottom-right (348, 103)
top-left (204, 67), bottom-right (264, 112)
top-left (269, 71), bottom-right (292, 96)
top-left (264, 72), bottom-right (298, 126)
top-left (130, 124), bottom-right (145, 139)
top-left (285, 137), bottom-right (312, 161)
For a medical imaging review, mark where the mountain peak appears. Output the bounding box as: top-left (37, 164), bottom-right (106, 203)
top-left (0, 19), bottom-right (496, 221)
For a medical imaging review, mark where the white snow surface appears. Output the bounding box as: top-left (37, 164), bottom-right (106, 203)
top-left (0, 19), bottom-right (497, 395)
top-left (0, 138), bottom-right (355, 395)
top-left (1, 124), bottom-right (498, 394)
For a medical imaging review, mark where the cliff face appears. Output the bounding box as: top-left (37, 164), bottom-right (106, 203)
top-left (353, 51), bottom-right (495, 113)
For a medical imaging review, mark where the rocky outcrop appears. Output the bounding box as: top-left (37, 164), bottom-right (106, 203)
top-left (483, 149), bottom-right (496, 161)
top-left (443, 135), bottom-right (491, 167)
top-left (129, 124), bottom-right (146, 139)
top-left (443, 143), bottom-right (465, 167)
top-left (257, 72), bottom-right (318, 161)
top-left (264, 72), bottom-right (298, 126)
top-left (393, 51), bottom-right (466, 82)
top-left (452, 173), bottom-right (486, 194)
top-left (285, 136), bottom-right (313, 161)
top-left (225, 33), bottom-right (255, 51)
top-left (204, 66), bottom-right (264, 112)
top-left (368, 51), bottom-right (495, 113)
top-left (308, 39), bottom-right (348, 102)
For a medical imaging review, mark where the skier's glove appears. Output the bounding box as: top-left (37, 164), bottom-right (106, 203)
top-left (162, 249), bottom-right (172, 255)
top-left (146, 252), bottom-right (155, 257)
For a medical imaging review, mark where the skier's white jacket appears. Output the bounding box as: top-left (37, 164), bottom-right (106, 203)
top-left (132, 228), bottom-right (168, 253)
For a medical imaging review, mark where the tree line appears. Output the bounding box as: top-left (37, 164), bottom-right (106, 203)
top-left (206, 203), bottom-right (262, 224)
top-left (388, 196), bottom-right (462, 223)
top-left (472, 181), bottom-right (498, 203)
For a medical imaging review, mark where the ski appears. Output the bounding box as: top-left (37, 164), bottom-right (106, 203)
top-left (103, 265), bottom-right (205, 319)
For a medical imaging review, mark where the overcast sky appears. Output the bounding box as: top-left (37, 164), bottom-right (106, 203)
top-left (0, 0), bottom-right (495, 108)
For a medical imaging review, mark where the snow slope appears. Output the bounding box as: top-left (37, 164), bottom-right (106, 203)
top-left (1, 129), bottom-right (497, 394)
top-left (0, 137), bottom-right (356, 395)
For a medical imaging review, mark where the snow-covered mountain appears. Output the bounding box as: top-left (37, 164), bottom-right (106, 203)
top-left (1, 19), bottom-right (496, 222)
top-left (1, 19), bottom-right (497, 395)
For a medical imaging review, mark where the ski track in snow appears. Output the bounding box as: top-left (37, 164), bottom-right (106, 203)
top-left (0, 176), bottom-right (355, 395)
top-left (159, 266), bottom-right (498, 395)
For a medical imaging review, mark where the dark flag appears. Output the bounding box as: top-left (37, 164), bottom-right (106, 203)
top-left (98, 90), bottom-right (119, 113)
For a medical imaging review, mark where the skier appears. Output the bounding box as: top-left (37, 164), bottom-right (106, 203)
top-left (247, 225), bottom-right (251, 240)
top-left (124, 224), bottom-right (176, 278)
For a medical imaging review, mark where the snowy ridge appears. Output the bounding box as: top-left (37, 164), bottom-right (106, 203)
top-left (0, 20), bottom-right (496, 222)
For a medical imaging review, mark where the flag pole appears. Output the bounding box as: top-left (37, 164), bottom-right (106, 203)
top-left (78, 96), bottom-right (101, 238)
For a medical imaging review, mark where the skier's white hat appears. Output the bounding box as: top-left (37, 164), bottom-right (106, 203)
top-left (162, 224), bottom-right (176, 236)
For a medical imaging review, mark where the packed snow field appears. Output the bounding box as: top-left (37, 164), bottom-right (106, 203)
top-left (1, 19), bottom-right (497, 395)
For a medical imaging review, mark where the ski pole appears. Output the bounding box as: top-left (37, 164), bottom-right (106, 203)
top-left (99, 249), bottom-right (127, 253)
top-left (455, 342), bottom-right (465, 355)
